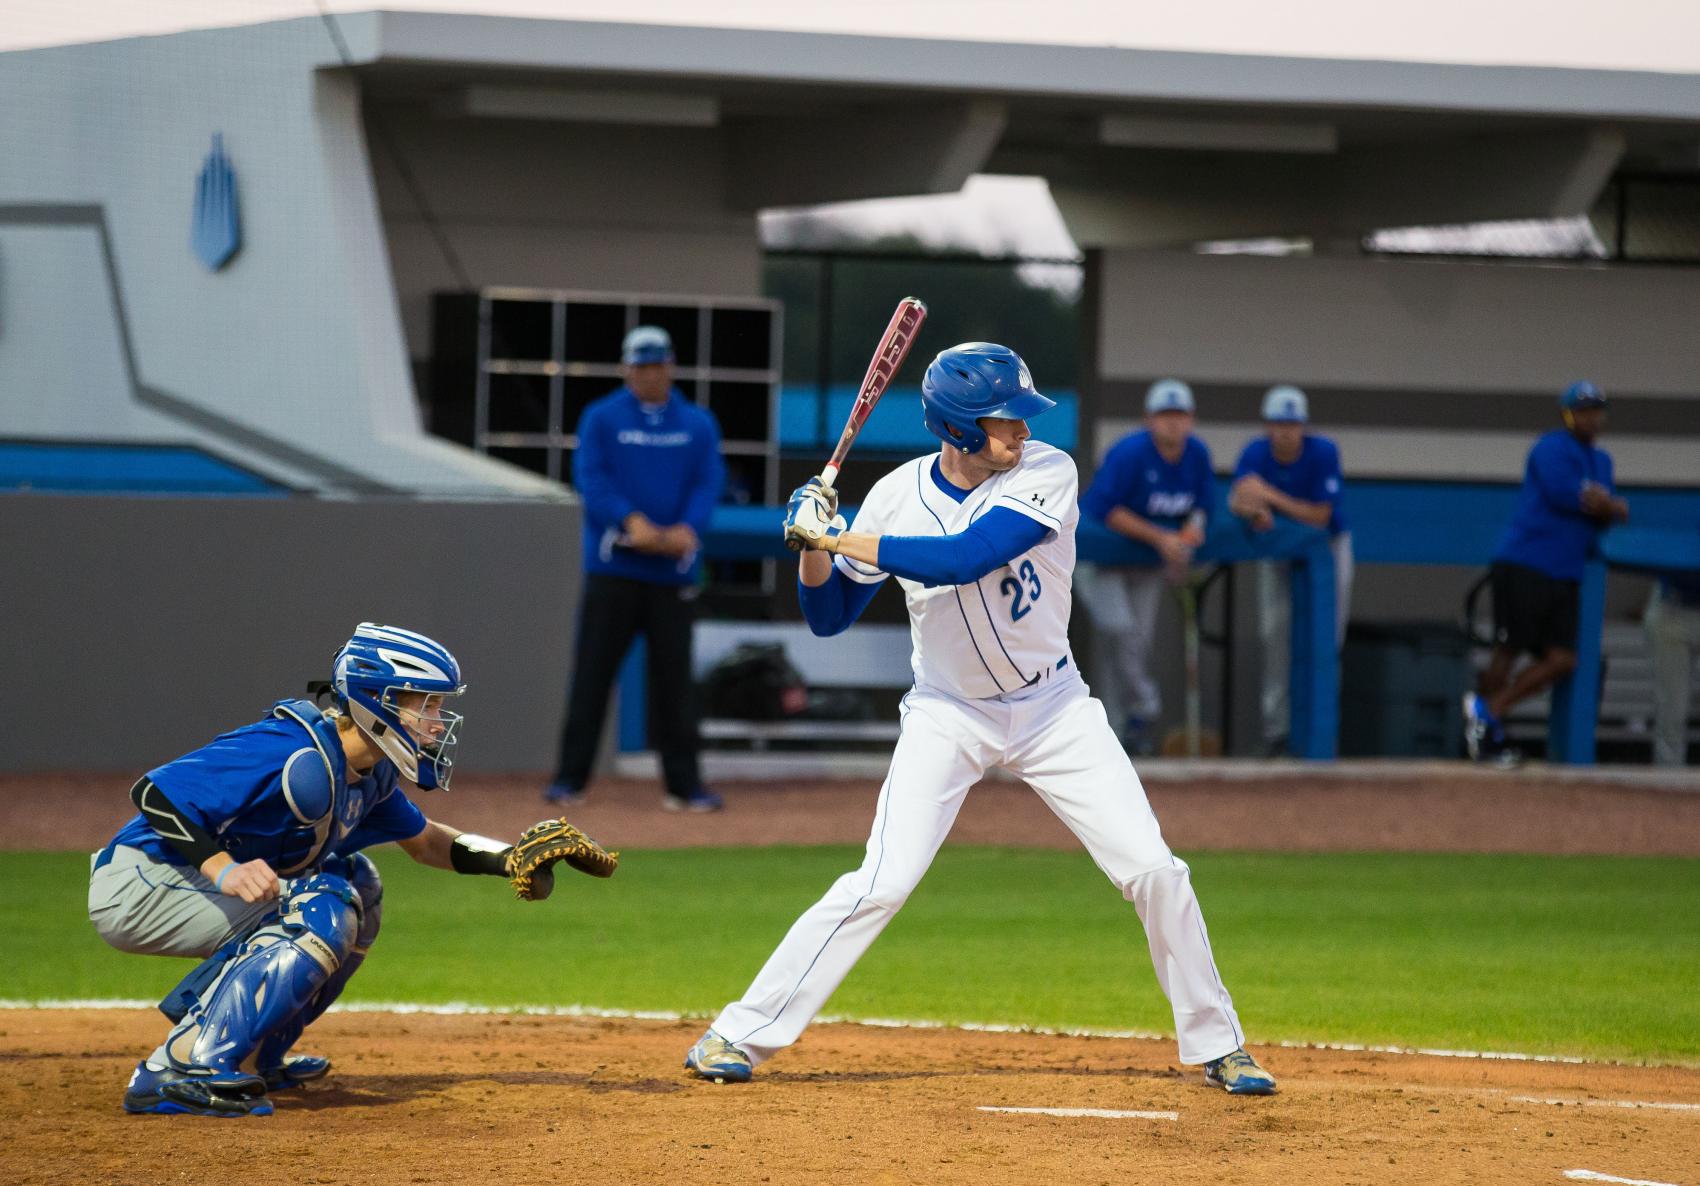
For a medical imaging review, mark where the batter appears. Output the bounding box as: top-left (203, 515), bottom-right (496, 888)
top-left (685, 342), bottom-right (1276, 1095)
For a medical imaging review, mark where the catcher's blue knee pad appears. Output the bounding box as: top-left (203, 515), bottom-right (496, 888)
top-left (321, 853), bottom-right (382, 950)
top-left (163, 872), bottom-right (360, 1079)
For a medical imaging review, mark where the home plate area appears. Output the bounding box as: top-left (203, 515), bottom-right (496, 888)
top-left (3, 1009), bottom-right (1696, 1186)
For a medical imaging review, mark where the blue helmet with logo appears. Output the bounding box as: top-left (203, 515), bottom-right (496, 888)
top-left (920, 342), bottom-right (1056, 454)
top-left (332, 623), bottom-right (466, 790)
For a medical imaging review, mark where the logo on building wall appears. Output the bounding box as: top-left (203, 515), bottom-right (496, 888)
top-left (191, 133), bottom-right (241, 271)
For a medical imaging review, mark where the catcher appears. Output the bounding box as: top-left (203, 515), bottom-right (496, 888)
top-left (87, 623), bottom-right (616, 1118)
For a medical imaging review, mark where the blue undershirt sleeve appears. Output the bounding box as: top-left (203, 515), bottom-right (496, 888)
top-left (798, 567), bottom-right (883, 636)
top-left (876, 506), bottom-right (1051, 588)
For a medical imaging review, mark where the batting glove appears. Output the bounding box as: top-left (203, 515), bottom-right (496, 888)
top-left (784, 495), bottom-right (846, 550)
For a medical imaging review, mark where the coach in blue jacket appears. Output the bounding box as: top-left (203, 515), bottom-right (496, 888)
top-left (1464, 381), bottom-right (1629, 766)
top-left (547, 326), bottom-right (727, 811)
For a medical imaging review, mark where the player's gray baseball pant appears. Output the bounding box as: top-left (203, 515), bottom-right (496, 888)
top-left (712, 671), bottom-right (1247, 1067)
top-left (88, 844), bottom-right (277, 958)
top-left (1644, 584), bottom-right (1700, 767)
top-left (1077, 564), bottom-right (1167, 724)
top-left (1256, 531), bottom-right (1354, 749)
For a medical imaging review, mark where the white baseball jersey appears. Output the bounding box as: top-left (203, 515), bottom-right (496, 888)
top-left (833, 440), bottom-right (1079, 700)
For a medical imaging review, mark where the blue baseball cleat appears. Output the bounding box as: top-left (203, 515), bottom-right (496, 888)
top-left (260, 1053), bottom-right (331, 1092)
top-left (663, 787), bottom-right (723, 813)
top-left (684, 1029), bottom-right (752, 1083)
top-left (543, 782), bottom-right (586, 806)
top-left (1202, 1048), bottom-right (1278, 1095)
top-left (123, 1061), bottom-right (274, 1117)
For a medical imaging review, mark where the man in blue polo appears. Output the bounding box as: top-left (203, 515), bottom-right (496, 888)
top-left (1228, 385), bottom-right (1353, 755)
top-left (546, 326), bottom-right (726, 811)
top-left (1465, 381), bottom-right (1629, 765)
top-left (1079, 378), bottom-right (1215, 752)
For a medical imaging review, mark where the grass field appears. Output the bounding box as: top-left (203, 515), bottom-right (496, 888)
top-left (7, 847), bottom-right (1698, 1063)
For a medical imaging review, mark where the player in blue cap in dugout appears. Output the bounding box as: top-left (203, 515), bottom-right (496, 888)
top-left (1465, 381), bottom-right (1629, 766)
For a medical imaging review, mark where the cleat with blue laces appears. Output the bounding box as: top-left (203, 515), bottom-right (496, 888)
top-left (1202, 1048), bottom-right (1277, 1095)
top-left (684, 1029), bottom-right (752, 1083)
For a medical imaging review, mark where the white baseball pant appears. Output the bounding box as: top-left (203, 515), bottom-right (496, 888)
top-left (711, 670), bottom-right (1247, 1066)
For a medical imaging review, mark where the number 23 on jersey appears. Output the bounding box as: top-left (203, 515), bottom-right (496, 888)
top-left (1000, 559), bottom-right (1043, 620)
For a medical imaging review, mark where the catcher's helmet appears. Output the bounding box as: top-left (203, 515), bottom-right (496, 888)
top-left (920, 342), bottom-right (1055, 454)
top-left (333, 623), bottom-right (466, 790)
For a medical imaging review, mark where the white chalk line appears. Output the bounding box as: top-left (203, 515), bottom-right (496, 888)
top-left (1515, 1096), bottom-right (1700, 1113)
top-left (0, 999), bottom-right (1682, 1069)
top-left (978, 1105), bottom-right (1177, 1121)
top-left (1564, 1170), bottom-right (1683, 1186)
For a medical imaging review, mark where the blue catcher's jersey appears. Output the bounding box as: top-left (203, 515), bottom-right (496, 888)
top-left (1080, 430), bottom-right (1217, 532)
top-left (1233, 435), bottom-right (1349, 535)
top-left (106, 701), bottom-right (428, 876)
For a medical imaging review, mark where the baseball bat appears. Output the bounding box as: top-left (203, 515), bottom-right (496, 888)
top-left (785, 296), bottom-right (928, 552)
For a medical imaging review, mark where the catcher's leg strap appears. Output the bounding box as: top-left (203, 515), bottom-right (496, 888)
top-left (257, 855), bottom-right (383, 1071)
top-left (158, 932), bottom-right (246, 1024)
top-left (164, 872), bottom-right (358, 1080)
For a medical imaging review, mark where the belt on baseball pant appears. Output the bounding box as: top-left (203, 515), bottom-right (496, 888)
top-left (993, 655), bottom-right (1073, 701)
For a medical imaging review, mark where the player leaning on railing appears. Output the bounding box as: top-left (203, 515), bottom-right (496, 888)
top-left (684, 342), bottom-right (1277, 1096)
top-left (87, 624), bottom-right (615, 1117)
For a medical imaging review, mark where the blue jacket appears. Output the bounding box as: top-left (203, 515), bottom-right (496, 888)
top-left (573, 387), bottom-right (725, 585)
top-left (1234, 435), bottom-right (1349, 535)
top-left (1081, 431), bottom-right (1216, 532)
top-left (1494, 429), bottom-right (1616, 582)
top-left (106, 703), bottom-right (427, 876)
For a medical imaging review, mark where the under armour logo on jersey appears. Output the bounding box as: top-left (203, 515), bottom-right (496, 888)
top-left (1030, 493), bottom-right (1045, 507)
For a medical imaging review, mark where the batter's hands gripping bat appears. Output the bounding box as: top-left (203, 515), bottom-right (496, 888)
top-left (785, 297), bottom-right (928, 552)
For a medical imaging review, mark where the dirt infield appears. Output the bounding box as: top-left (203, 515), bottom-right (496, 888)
top-left (9, 763), bottom-right (1698, 857)
top-left (2, 1009), bottom-right (1697, 1186)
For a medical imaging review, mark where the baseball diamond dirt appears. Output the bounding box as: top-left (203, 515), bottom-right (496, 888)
top-left (4, 765), bottom-right (1697, 1185)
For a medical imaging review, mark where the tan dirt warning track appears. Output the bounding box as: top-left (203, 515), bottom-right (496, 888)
top-left (1, 1010), bottom-right (1697, 1186)
top-left (8, 766), bottom-right (1700, 857)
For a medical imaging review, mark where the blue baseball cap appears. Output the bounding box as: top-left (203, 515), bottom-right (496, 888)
top-left (1145, 378), bottom-right (1195, 414)
top-left (622, 325), bottom-right (674, 366)
top-left (1560, 380), bottom-right (1606, 410)
top-left (1261, 384), bottom-right (1309, 423)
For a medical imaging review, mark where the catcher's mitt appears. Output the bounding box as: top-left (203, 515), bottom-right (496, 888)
top-left (504, 818), bottom-right (619, 901)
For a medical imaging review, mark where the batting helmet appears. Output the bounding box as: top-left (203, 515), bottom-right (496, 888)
top-left (920, 342), bottom-right (1056, 454)
top-left (333, 623), bottom-right (466, 790)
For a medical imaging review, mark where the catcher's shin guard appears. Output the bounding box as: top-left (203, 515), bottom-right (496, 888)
top-left (164, 872), bottom-right (359, 1090)
top-left (256, 855), bottom-right (382, 1080)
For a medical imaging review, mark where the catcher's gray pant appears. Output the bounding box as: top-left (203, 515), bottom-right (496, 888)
top-left (89, 844), bottom-right (278, 959)
top-left (1077, 564), bottom-right (1167, 724)
top-left (711, 672), bottom-right (1246, 1068)
top-left (1644, 585), bottom-right (1700, 767)
top-left (1256, 532), bottom-right (1354, 748)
